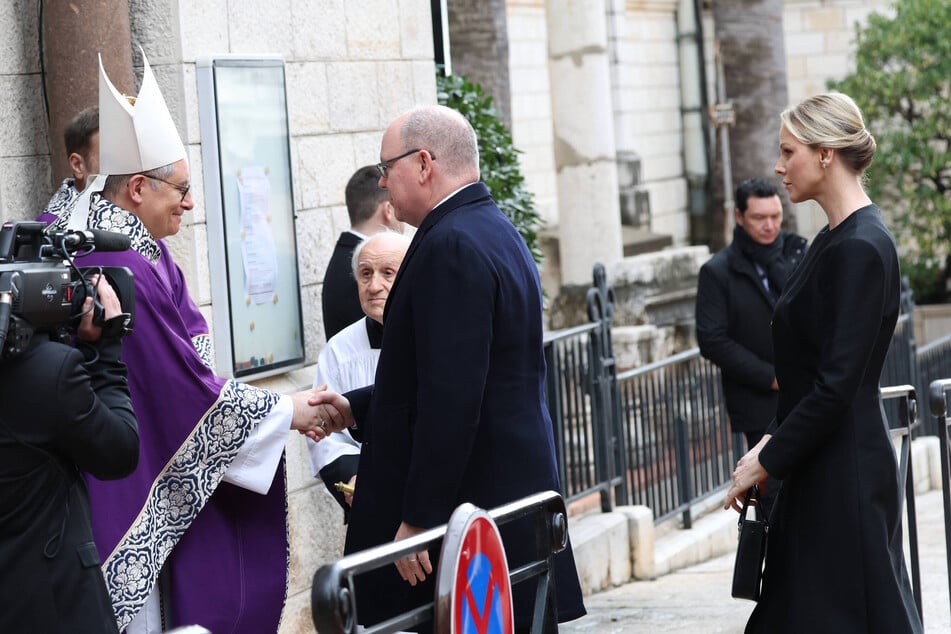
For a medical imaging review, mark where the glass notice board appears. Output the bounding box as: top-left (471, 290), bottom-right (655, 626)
top-left (197, 56), bottom-right (304, 380)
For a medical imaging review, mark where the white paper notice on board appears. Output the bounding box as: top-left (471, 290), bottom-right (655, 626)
top-left (237, 165), bottom-right (278, 304)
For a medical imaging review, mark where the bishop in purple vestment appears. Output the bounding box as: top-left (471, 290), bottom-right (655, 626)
top-left (49, 49), bottom-right (337, 633)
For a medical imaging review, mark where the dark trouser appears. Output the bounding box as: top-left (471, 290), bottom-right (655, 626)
top-left (744, 430), bottom-right (781, 521)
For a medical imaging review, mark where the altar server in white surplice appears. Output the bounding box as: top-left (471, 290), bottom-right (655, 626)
top-left (309, 231), bottom-right (411, 516)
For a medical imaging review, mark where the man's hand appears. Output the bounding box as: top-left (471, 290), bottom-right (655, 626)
top-left (343, 475), bottom-right (356, 506)
top-left (77, 274), bottom-right (122, 342)
top-left (289, 386), bottom-right (351, 441)
top-left (394, 522), bottom-right (432, 586)
top-left (308, 388), bottom-right (355, 433)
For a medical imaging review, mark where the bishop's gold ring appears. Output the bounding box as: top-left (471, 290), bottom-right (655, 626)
top-left (319, 419), bottom-right (328, 433)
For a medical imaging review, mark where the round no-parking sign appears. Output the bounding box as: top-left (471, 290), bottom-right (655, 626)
top-left (435, 504), bottom-right (513, 634)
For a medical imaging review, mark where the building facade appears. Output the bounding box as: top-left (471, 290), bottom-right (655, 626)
top-left (0, 1), bottom-right (893, 630)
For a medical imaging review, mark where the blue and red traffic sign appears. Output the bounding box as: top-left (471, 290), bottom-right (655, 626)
top-left (436, 505), bottom-right (513, 634)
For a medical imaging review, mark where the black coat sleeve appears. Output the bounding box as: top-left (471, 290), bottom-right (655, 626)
top-left (318, 453), bottom-right (360, 512)
top-left (59, 338), bottom-right (139, 480)
top-left (342, 385), bottom-right (373, 441)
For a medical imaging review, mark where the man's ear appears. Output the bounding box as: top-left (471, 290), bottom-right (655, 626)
top-left (380, 201), bottom-right (396, 224)
top-left (417, 149), bottom-right (436, 183)
top-left (67, 152), bottom-right (86, 181)
top-left (127, 174), bottom-right (149, 204)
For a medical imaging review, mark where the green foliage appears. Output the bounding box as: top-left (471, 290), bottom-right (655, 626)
top-left (829, 0), bottom-right (951, 302)
top-left (436, 69), bottom-right (545, 264)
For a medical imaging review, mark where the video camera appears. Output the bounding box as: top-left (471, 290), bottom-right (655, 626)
top-left (0, 221), bottom-right (136, 360)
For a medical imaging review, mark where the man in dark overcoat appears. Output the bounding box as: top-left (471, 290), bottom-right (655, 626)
top-left (318, 105), bottom-right (586, 633)
top-left (696, 178), bottom-right (806, 514)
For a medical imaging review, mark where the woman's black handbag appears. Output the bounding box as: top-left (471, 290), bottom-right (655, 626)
top-left (731, 485), bottom-right (768, 601)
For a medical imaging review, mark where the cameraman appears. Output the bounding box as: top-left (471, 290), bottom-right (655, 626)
top-left (0, 274), bottom-right (138, 633)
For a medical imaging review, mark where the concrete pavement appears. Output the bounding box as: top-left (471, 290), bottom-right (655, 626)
top-left (561, 437), bottom-right (951, 632)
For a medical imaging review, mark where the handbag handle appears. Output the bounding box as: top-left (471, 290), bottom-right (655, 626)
top-left (738, 484), bottom-right (761, 525)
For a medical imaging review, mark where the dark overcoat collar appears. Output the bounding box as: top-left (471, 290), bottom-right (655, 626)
top-left (383, 182), bottom-right (492, 323)
top-left (727, 241), bottom-right (776, 307)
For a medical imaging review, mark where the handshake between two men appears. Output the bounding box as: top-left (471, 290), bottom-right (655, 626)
top-left (287, 386), bottom-right (435, 587)
top-left (288, 386), bottom-right (355, 443)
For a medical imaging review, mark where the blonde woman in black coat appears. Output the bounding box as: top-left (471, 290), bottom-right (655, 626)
top-left (724, 93), bottom-right (922, 633)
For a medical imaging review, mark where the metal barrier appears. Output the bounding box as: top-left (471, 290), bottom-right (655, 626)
top-left (881, 384), bottom-right (923, 622)
top-left (920, 334), bottom-right (951, 435)
top-left (882, 314), bottom-right (918, 429)
top-left (544, 330), bottom-right (739, 526)
top-left (542, 264), bottom-right (951, 527)
top-left (311, 491), bottom-right (569, 634)
top-left (585, 264), bottom-right (629, 512)
top-left (616, 348), bottom-right (738, 527)
top-left (930, 378), bottom-right (951, 620)
top-left (543, 264), bottom-right (628, 512)
top-left (542, 264), bottom-right (738, 524)
top-left (544, 321), bottom-right (609, 508)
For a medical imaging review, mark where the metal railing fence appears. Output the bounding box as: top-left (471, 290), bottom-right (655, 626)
top-left (919, 334), bottom-right (951, 435)
top-left (616, 348), bottom-right (738, 526)
top-left (882, 313), bottom-right (918, 429)
top-left (929, 378), bottom-right (951, 621)
top-left (881, 384), bottom-right (923, 623)
top-left (543, 321), bottom-right (610, 508)
top-left (543, 264), bottom-right (740, 525)
top-left (311, 491), bottom-right (569, 634)
top-left (543, 264), bottom-right (951, 527)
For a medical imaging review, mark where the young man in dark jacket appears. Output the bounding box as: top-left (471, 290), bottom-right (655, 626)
top-left (696, 178), bottom-right (807, 516)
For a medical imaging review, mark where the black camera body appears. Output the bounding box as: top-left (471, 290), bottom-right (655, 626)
top-left (0, 221), bottom-right (136, 359)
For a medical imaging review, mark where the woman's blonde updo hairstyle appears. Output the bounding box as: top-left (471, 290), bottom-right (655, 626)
top-left (780, 92), bottom-right (876, 174)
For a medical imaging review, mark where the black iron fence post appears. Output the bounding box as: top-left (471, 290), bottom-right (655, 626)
top-left (900, 281), bottom-right (921, 420)
top-left (881, 384), bottom-right (923, 623)
top-left (544, 343), bottom-right (569, 501)
top-left (674, 415), bottom-right (693, 529)
top-left (929, 378), bottom-right (951, 621)
top-left (585, 263), bottom-right (628, 510)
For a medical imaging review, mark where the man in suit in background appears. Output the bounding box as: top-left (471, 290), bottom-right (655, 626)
top-left (696, 177), bottom-right (807, 517)
top-left (318, 104), bottom-right (585, 633)
top-left (38, 106), bottom-right (100, 223)
top-left (321, 165), bottom-right (403, 341)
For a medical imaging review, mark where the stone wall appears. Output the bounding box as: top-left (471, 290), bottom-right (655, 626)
top-left (506, 0), bottom-right (692, 252)
top-left (0, 1), bottom-right (55, 223)
top-left (782, 0), bottom-right (894, 239)
top-left (608, 0), bottom-right (689, 244)
top-left (546, 246), bottom-right (710, 369)
top-left (506, 0), bottom-right (899, 275)
top-left (505, 0), bottom-right (560, 228)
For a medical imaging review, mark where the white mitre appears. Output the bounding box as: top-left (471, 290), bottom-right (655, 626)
top-left (99, 46), bottom-right (187, 174)
top-left (66, 47), bottom-right (187, 230)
